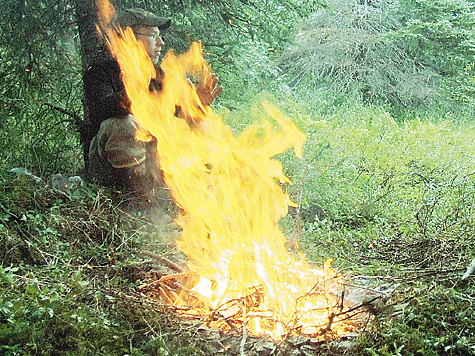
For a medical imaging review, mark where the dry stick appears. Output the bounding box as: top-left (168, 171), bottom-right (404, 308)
top-left (270, 339), bottom-right (283, 356)
top-left (142, 251), bottom-right (185, 273)
top-left (209, 312), bottom-right (239, 332)
top-left (335, 295), bottom-right (382, 318)
top-left (141, 315), bottom-right (161, 338)
top-left (296, 276), bottom-right (335, 299)
top-left (340, 290), bottom-right (346, 312)
top-left (311, 296), bottom-right (382, 335)
top-left (139, 279), bottom-right (161, 292)
top-left (319, 312), bottom-right (336, 336)
top-left (336, 310), bottom-right (367, 323)
top-left (157, 272), bottom-right (193, 283)
top-left (223, 316), bottom-right (240, 333)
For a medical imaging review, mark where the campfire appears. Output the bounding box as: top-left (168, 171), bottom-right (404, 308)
top-left (96, 0), bottom-right (364, 341)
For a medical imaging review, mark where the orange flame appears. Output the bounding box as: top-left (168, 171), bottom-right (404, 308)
top-left (96, 0), bottom-right (352, 340)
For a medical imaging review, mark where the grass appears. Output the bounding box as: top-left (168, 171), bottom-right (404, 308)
top-left (1, 97), bottom-right (475, 355)
top-left (280, 98), bottom-right (475, 355)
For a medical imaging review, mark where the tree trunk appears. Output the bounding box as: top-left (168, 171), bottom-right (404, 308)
top-left (73, 0), bottom-right (111, 165)
top-left (73, 0), bottom-right (110, 72)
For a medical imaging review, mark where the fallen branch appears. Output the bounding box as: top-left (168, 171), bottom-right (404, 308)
top-left (138, 272), bottom-right (193, 292)
top-left (142, 251), bottom-right (185, 273)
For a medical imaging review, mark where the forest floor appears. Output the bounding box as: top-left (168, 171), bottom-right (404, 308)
top-left (1, 173), bottom-right (474, 356)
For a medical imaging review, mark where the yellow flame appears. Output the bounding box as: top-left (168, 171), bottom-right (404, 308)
top-left (97, 0), bottom-right (352, 340)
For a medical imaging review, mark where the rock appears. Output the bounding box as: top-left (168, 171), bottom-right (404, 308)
top-left (8, 167), bottom-right (43, 184)
top-left (50, 173), bottom-right (83, 191)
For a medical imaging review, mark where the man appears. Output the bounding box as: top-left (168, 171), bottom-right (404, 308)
top-left (82, 8), bottom-right (222, 205)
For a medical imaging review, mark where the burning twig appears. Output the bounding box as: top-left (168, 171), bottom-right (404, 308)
top-left (223, 317), bottom-right (240, 333)
top-left (204, 278), bottom-right (235, 324)
top-left (159, 282), bottom-right (180, 303)
top-left (158, 287), bottom-right (175, 305)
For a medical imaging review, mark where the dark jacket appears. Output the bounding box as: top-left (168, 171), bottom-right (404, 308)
top-left (82, 59), bottom-right (130, 154)
top-left (81, 59), bottom-right (164, 169)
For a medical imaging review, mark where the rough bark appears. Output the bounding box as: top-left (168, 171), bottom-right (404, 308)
top-left (73, 0), bottom-right (112, 163)
top-left (74, 0), bottom-right (110, 71)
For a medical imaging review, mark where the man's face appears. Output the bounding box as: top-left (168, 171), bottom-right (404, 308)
top-left (134, 26), bottom-right (164, 64)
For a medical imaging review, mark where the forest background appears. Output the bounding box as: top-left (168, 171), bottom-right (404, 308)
top-left (1, 0), bottom-right (475, 355)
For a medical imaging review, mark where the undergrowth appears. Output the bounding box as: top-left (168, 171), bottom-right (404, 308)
top-left (0, 176), bottom-right (196, 356)
top-left (278, 98), bottom-right (475, 355)
top-left (1, 97), bottom-right (475, 355)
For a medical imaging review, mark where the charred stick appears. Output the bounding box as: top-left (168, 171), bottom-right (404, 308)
top-left (319, 312), bottom-right (335, 335)
top-left (340, 290), bottom-right (346, 312)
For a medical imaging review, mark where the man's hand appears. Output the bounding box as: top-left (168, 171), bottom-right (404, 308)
top-left (196, 68), bottom-right (223, 107)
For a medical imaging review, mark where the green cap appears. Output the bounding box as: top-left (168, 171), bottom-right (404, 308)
top-left (119, 8), bottom-right (171, 30)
